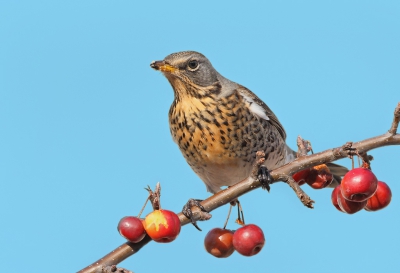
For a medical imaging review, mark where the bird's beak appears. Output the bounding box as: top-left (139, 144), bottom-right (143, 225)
top-left (150, 60), bottom-right (176, 73)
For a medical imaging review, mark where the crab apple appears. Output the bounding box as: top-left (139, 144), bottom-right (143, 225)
top-left (233, 224), bottom-right (265, 257)
top-left (337, 189), bottom-right (367, 214)
top-left (204, 228), bottom-right (235, 258)
top-left (341, 168), bottom-right (378, 202)
top-left (331, 186), bottom-right (344, 212)
top-left (365, 181), bottom-right (392, 212)
top-left (292, 169), bottom-right (310, 186)
top-left (117, 216), bottom-right (146, 243)
top-left (143, 210), bottom-right (181, 243)
top-left (306, 164), bottom-right (333, 189)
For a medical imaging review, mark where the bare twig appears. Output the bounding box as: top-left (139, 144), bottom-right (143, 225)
top-left (281, 175), bottom-right (314, 208)
top-left (296, 136), bottom-right (312, 157)
top-left (145, 183), bottom-right (161, 210)
top-left (389, 102), bottom-right (400, 135)
top-left (137, 196), bottom-right (149, 218)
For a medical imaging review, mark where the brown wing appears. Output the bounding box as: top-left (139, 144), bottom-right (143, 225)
top-left (237, 85), bottom-right (287, 140)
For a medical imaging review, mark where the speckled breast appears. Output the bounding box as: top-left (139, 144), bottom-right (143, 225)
top-left (168, 90), bottom-right (285, 188)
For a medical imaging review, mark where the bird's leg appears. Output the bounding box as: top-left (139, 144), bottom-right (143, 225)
top-left (258, 165), bottom-right (272, 191)
top-left (252, 151), bottom-right (272, 191)
top-left (182, 198), bottom-right (208, 231)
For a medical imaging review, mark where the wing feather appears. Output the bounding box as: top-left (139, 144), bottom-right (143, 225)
top-left (238, 85), bottom-right (286, 140)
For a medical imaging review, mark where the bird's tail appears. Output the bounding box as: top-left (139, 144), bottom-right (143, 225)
top-left (325, 162), bottom-right (348, 187)
top-left (285, 144), bottom-right (348, 187)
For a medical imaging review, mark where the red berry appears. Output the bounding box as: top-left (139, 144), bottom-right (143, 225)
top-left (117, 216), bottom-right (146, 243)
top-left (143, 210), bottom-right (181, 243)
top-left (204, 228), bottom-right (235, 258)
top-left (292, 169), bottom-right (310, 186)
top-left (232, 224), bottom-right (265, 257)
top-left (306, 164), bottom-right (333, 189)
top-left (331, 185), bottom-right (344, 212)
top-left (365, 181), bottom-right (392, 211)
top-left (337, 190), bottom-right (367, 214)
top-left (341, 168), bottom-right (378, 202)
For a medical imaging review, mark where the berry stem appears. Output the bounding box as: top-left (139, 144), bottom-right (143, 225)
top-left (223, 204), bottom-right (233, 229)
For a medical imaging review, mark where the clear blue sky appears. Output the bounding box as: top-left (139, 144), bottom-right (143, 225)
top-left (1, 1), bottom-right (399, 272)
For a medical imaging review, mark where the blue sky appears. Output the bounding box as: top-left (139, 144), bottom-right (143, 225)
top-left (1, 1), bottom-right (399, 272)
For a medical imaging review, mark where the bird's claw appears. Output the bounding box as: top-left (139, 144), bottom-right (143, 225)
top-left (182, 198), bottom-right (207, 231)
top-left (258, 166), bottom-right (272, 191)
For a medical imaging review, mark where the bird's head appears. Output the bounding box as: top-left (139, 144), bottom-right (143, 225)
top-left (150, 51), bottom-right (222, 98)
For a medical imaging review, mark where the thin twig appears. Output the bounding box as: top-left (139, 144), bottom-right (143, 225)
top-left (296, 136), bottom-right (312, 157)
top-left (281, 175), bottom-right (314, 208)
top-left (389, 102), bottom-right (400, 135)
top-left (137, 196), bottom-right (149, 218)
top-left (145, 183), bottom-right (161, 210)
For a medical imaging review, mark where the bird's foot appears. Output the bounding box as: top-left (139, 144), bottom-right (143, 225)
top-left (182, 198), bottom-right (208, 231)
top-left (258, 166), bottom-right (272, 191)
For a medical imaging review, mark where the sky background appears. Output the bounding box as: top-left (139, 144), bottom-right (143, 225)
top-left (1, 1), bottom-right (399, 272)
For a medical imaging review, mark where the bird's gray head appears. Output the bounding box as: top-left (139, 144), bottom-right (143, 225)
top-left (150, 51), bottom-right (218, 87)
top-left (150, 51), bottom-right (225, 99)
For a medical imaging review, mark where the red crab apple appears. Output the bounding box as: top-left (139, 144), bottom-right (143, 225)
top-left (341, 168), bottom-right (378, 202)
top-left (331, 185), bottom-right (344, 212)
top-left (143, 210), bottom-right (181, 243)
top-left (292, 168), bottom-right (310, 186)
top-left (117, 216), bottom-right (146, 243)
top-left (306, 164), bottom-right (333, 189)
top-left (232, 224), bottom-right (265, 256)
top-left (337, 189), bottom-right (367, 214)
top-left (365, 181), bottom-right (392, 211)
top-left (204, 228), bottom-right (235, 258)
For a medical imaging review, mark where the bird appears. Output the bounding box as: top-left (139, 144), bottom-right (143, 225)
top-left (150, 51), bottom-right (347, 226)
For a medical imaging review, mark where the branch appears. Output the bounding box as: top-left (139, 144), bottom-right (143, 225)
top-left (79, 236), bottom-right (152, 273)
top-left (281, 175), bottom-right (314, 208)
top-left (78, 103), bottom-right (400, 273)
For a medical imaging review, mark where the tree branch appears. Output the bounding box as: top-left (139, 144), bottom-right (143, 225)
top-left (281, 174), bottom-right (315, 208)
top-left (78, 103), bottom-right (400, 273)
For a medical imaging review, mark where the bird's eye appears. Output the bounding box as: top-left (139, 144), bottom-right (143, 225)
top-left (187, 60), bottom-right (199, 70)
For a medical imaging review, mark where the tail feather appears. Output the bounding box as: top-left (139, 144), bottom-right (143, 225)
top-left (327, 162), bottom-right (348, 187)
